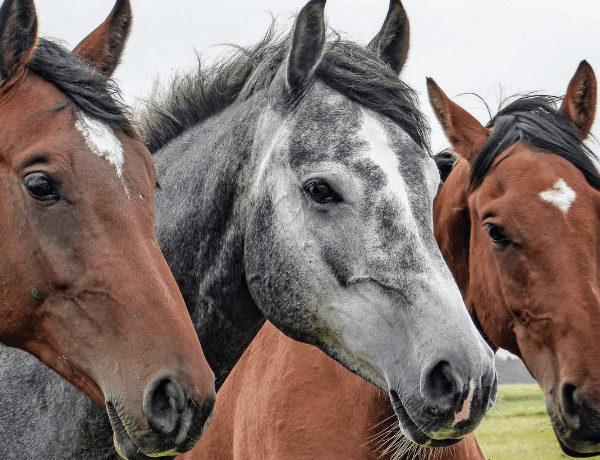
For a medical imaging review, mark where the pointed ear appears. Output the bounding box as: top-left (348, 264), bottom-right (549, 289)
top-left (559, 60), bottom-right (597, 140)
top-left (0, 0), bottom-right (37, 86)
top-left (427, 77), bottom-right (490, 164)
top-left (367, 0), bottom-right (410, 75)
top-left (72, 0), bottom-right (132, 79)
top-left (286, 0), bottom-right (326, 94)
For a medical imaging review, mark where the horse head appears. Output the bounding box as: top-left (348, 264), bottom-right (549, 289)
top-left (0, 0), bottom-right (215, 457)
top-left (243, 0), bottom-right (496, 446)
top-left (430, 61), bottom-right (600, 456)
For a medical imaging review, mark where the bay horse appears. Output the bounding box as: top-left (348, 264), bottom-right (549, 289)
top-left (175, 62), bottom-right (600, 460)
top-left (428, 60), bottom-right (600, 456)
top-left (0, 0), bottom-right (215, 458)
top-left (0, 0), bottom-right (496, 458)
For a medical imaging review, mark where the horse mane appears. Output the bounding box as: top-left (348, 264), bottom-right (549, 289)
top-left (469, 95), bottom-right (600, 191)
top-left (137, 25), bottom-right (430, 154)
top-left (27, 38), bottom-right (134, 136)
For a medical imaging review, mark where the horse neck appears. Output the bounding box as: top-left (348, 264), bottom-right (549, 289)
top-left (152, 98), bottom-right (267, 389)
top-left (434, 158), bottom-right (502, 352)
top-left (434, 159), bottom-right (472, 294)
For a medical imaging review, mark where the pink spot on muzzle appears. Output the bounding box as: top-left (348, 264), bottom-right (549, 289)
top-left (453, 381), bottom-right (474, 425)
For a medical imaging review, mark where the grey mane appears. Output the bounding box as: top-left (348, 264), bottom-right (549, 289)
top-left (137, 25), bottom-right (430, 154)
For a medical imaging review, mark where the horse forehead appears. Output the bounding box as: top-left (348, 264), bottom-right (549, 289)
top-left (75, 111), bottom-right (128, 193)
top-left (357, 111), bottom-right (397, 171)
top-left (355, 109), bottom-right (436, 196)
top-left (540, 179), bottom-right (576, 213)
top-left (288, 90), bottom-right (363, 167)
top-left (290, 91), bottom-right (425, 168)
top-left (360, 113), bottom-right (437, 233)
top-left (483, 149), bottom-right (589, 214)
top-left (286, 87), bottom-right (434, 203)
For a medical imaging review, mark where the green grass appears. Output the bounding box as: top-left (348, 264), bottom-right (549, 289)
top-left (476, 384), bottom-right (570, 460)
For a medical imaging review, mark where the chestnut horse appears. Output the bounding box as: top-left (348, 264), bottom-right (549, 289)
top-left (0, 0), bottom-right (215, 458)
top-left (178, 63), bottom-right (600, 459)
top-left (179, 321), bottom-right (485, 460)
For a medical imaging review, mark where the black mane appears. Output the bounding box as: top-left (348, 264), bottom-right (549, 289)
top-left (27, 39), bottom-right (133, 135)
top-left (137, 26), bottom-right (430, 154)
top-left (469, 95), bottom-right (600, 190)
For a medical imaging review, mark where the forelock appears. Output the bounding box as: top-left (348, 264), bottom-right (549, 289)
top-left (27, 38), bottom-right (134, 136)
top-left (469, 95), bottom-right (600, 191)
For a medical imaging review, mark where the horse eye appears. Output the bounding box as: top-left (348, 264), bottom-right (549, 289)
top-left (304, 180), bottom-right (342, 204)
top-left (23, 173), bottom-right (60, 202)
top-left (484, 223), bottom-right (511, 247)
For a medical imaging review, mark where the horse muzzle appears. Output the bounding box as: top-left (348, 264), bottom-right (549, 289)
top-left (551, 382), bottom-right (600, 457)
top-left (389, 359), bottom-right (498, 447)
top-left (106, 374), bottom-right (216, 459)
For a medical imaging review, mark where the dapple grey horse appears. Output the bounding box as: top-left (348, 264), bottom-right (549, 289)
top-left (0, 0), bottom-right (495, 458)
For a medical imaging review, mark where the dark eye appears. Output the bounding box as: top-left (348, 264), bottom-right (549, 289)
top-left (484, 223), bottom-right (511, 247)
top-left (304, 180), bottom-right (342, 204)
top-left (23, 173), bottom-right (60, 202)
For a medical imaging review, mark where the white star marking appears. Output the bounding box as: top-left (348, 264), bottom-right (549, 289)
top-left (75, 111), bottom-right (128, 195)
top-left (539, 179), bottom-right (576, 213)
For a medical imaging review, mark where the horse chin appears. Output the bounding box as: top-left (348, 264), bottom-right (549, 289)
top-left (106, 397), bottom-right (214, 460)
top-left (556, 435), bottom-right (600, 458)
top-left (545, 398), bottom-right (600, 457)
top-left (107, 401), bottom-right (152, 460)
top-left (112, 430), bottom-right (175, 460)
top-left (107, 401), bottom-right (177, 460)
top-left (552, 420), bottom-right (600, 457)
top-left (390, 393), bottom-right (463, 448)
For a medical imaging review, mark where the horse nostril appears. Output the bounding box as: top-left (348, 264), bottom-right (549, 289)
top-left (561, 382), bottom-right (582, 431)
top-left (421, 361), bottom-right (464, 413)
top-left (144, 376), bottom-right (187, 435)
top-left (165, 381), bottom-right (186, 411)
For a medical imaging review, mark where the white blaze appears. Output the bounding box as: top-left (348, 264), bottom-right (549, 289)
top-left (358, 109), bottom-right (401, 176)
top-left (357, 110), bottom-right (412, 209)
top-left (540, 179), bottom-right (576, 213)
top-left (75, 111), bottom-right (128, 194)
top-left (358, 108), bottom-right (440, 200)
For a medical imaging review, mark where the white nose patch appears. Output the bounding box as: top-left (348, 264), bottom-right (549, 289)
top-left (539, 179), bottom-right (576, 213)
top-left (453, 380), bottom-right (474, 426)
top-left (75, 111), bottom-right (128, 194)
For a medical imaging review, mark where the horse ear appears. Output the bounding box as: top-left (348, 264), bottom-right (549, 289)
top-left (0, 0), bottom-right (37, 86)
top-left (367, 0), bottom-right (410, 75)
top-left (559, 60), bottom-right (597, 140)
top-left (427, 77), bottom-right (490, 165)
top-left (286, 0), bottom-right (326, 94)
top-left (72, 0), bottom-right (132, 79)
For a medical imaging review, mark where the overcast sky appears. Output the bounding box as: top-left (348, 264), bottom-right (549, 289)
top-left (34, 0), bottom-right (600, 152)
